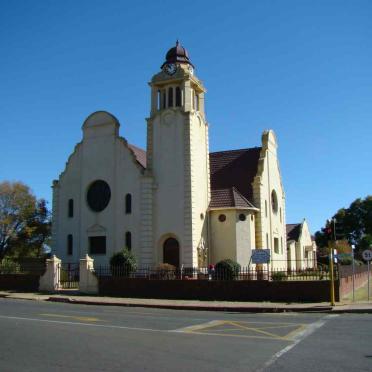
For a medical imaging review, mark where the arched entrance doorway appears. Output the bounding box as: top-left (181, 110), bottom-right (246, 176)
top-left (163, 238), bottom-right (180, 267)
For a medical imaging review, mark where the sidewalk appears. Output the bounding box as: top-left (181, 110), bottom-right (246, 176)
top-left (1, 290), bottom-right (372, 313)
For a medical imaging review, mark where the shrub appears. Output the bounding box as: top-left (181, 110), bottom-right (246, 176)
top-left (154, 263), bottom-right (176, 280)
top-left (271, 271), bottom-right (287, 281)
top-left (214, 259), bottom-right (241, 280)
top-left (338, 256), bottom-right (352, 265)
top-left (0, 258), bottom-right (21, 274)
top-left (110, 249), bottom-right (137, 277)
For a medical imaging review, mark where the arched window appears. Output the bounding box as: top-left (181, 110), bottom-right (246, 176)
top-left (162, 91), bottom-right (166, 109)
top-left (168, 87), bottom-right (173, 107)
top-left (175, 87), bottom-right (181, 107)
top-left (265, 200), bottom-right (268, 217)
top-left (67, 234), bottom-right (73, 255)
top-left (266, 233), bottom-right (269, 249)
top-left (125, 194), bottom-right (132, 214)
top-left (157, 90), bottom-right (161, 110)
top-left (125, 231), bottom-right (132, 250)
top-left (68, 199), bottom-right (74, 218)
top-left (274, 238), bottom-right (279, 254)
top-left (194, 93), bottom-right (199, 111)
top-left (271, 190), bottom-right (278, 214)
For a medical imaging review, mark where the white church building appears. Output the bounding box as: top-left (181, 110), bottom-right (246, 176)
top-left (51, 42), bottom-right (288, 269)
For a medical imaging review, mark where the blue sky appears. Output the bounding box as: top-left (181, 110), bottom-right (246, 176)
top-left (1, 0), bottom-right (371, 233)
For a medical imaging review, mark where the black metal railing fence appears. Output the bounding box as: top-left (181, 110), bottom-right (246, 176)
top-left (96, 264), bottom-right (336, 281)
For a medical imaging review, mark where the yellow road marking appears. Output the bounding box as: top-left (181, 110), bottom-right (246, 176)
top-left (183, 330), bottom-right (293, 341)
top-left (227, 321), bottom-right (287, 340)
top-left (40, 313), bottom-right (101, 322)
top-left (177, 320), bottom-right (307, 341)
top-left (174, 320), bottom-right (226, 333)
top-left (282, 324), bottom-right (307, 340)
top-left (256, 324), bottom-right (305, 331)
top-left (224, 320), bottom-right (300, 325)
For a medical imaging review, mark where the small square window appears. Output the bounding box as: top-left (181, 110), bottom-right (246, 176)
top-left (89, 236), bottom-right (106, 255)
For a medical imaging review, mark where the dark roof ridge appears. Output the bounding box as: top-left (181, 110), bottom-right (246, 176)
top-left (210, 146), bottom-right (261, 155)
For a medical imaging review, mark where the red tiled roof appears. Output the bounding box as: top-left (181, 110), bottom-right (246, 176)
top-left (210, 187), bottom-right (257, 209)
top-left (127, 144), bottom-right (262, 209)
top-left (128, 144), bottom-right (147, 168)
top-left (209, 147), bottom-right (261, 205)
top-left (286, 223), bottom-right (302, 241)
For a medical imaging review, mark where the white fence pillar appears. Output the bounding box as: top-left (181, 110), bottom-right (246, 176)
top-left (39, 255), bottom-right (61, 292)
top-left (79, 255), bottom-right (98, 294)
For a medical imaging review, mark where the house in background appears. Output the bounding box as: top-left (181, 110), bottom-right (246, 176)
top-left (286, 219), bottom-right (317, 270)
top-left (51, 42), bottom-right (289, 269)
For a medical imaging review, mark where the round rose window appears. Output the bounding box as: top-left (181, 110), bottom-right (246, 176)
top-left (87, 180), bottom-right (111, 212)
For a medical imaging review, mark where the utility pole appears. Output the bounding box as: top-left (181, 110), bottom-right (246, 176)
top-left (327, 219), bottom-right (336, 306)
top-left (351, 244), bottom-right (355, 302)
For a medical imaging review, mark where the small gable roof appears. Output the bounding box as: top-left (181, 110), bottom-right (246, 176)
top-left (286, 223), bottom-right (302, 241)
top-left (209, 147), bottom-right (261, 207)
top-left (210, 187), bottom-right (257, 209)
top-left (128, 144), bottom-right (147, 168)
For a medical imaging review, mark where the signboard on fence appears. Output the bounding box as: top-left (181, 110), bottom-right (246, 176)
top-left (336, 253), bottom-right (352, 260)
top-left (251, 249), bottom-right (271, 264)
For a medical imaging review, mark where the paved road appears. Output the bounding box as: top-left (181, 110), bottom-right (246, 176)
top-left (0, 299), bottom-right (371, 371)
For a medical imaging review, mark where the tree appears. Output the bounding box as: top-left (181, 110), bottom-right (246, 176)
top-left (315, 196), bottom-right (372, 259)
top-left (110, 248), bottom-right (137, 276)
top-left (0, 181), bottom-right (51, 260)
top-left (214, 259), bottom-right (241, 280)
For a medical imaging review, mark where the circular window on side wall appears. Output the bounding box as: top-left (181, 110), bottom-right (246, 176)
top-left (87, 180), bottom-right (111, 212)
top-left (218, 214), bottom-right (226, 222)
top-left (239, 213), bottom-right (246, 221)
top-left (271, 190), bottom-right (278, 214)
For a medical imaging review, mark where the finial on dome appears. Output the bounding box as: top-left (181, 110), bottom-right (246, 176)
top-left (161, 41), bottom-right (194, 69)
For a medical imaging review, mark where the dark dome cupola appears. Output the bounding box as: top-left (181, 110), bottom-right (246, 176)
top-left (161, 40), bottom-right (194, 69)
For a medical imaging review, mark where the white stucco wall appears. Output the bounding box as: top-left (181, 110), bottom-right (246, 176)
top-left (287, 241), bottom-right (297, 271)
top-left (151, 108), bottom-right (187, 263)
top-left (149, 69), bottom-right (210, 267)
top-left (210, 210), bottom-right (237, 264)
top-left (210, 209), bottom-right (255, 267)
top-left (297, 220), bottom-right (316, 269)
top-left (235, 211), bottom-right (255, 266)
top-left (253, 130), bottom-right (287, 270)
top-left (52, 111), bottom-right (144, 266)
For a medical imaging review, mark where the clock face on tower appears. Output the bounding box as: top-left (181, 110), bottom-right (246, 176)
top-left (163, 63), bottom-right (177, 75)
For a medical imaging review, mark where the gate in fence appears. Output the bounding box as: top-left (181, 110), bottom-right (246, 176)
top-left (58, 263), bottom-right (80, 289)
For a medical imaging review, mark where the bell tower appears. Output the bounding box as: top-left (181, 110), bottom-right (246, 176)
top-left (147, 41), bottom-right (210, 268)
